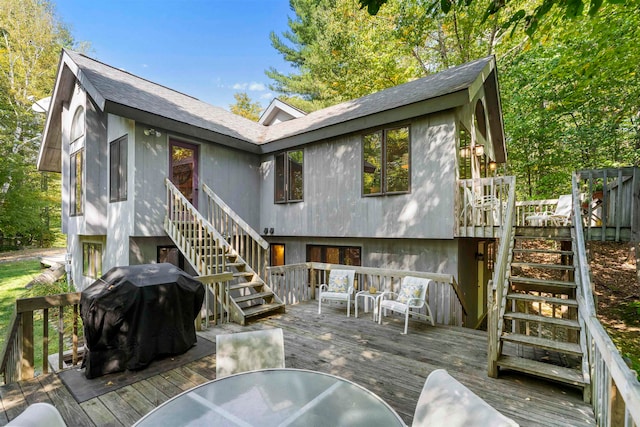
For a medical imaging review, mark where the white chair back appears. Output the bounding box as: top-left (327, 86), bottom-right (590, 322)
top-left (7, 402), bottom-right (67, 427)
top-left (412, 369), bottom-right (518, 427)
top-left (216, 328), bottom-right (285, 378)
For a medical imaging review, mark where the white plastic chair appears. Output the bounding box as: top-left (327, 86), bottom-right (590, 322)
top-left (7, 402), bottom-right (67, 427)
top-left (215, 328), bottom-right (285, 378)
top-left (412, 369), bottom-right (518, 427)
top-left (378, 276), bottom-right (434, 334)
top-left (525, 194), bottom-right (572, 226)
top-left (318, 269), bottom-right (356, 317)
top-left (463, 186), bottom-right (502, 225)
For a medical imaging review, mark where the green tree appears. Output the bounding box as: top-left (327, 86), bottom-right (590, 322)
top-left (230, 92), bottom-right (262, 122)
top-left (499, 4), bottom-right (640, 199)
top-left (267, 0), bottom-right (513, 109)
top-left (0, 0), bottom-right (71, 247)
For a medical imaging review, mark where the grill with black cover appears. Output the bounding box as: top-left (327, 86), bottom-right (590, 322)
top-left (80, 263), bottom-right (204, 379)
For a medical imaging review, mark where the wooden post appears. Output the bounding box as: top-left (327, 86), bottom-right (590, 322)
top-left (20, 311), bottom-right (34, 380)
top-left (310, 265), bottom-right (316, 300)
top-left (609, 379), bottom-right (626, 427)
top-left (42, 309), bottom-right (49, 375)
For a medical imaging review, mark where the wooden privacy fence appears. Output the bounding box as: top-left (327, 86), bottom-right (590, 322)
top-left (576, 167), bottom-right (639, 242)
top-left (267, 263), bottom-right (468, 327)
top-left (0, 292), bottom-right (82, 385)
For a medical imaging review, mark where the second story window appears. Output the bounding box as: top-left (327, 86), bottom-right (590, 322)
top-left (109, 135), bottom-right (128, 202)
top-left (363, 126), bottom-right (410, 196)
top-left (70, 148), bottom-right (84, 216)
top-left (275, 150), bottom-right (304, 203)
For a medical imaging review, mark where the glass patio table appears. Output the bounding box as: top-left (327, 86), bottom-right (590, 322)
top-left (134, 368), bottom-right (406, 427)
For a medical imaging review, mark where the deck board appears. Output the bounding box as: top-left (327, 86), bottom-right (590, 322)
top-left (0, 301), bottom-right (595, 426)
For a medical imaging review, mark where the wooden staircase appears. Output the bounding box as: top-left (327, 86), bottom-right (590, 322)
top-left (495, 226), bottom-right (590, 395)
top-left (165, 179), bottom-right (285, 325)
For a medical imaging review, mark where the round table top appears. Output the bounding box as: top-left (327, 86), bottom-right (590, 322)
top-left (134, 368), bottom-right (406, 427)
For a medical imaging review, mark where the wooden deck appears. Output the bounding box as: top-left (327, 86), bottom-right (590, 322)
top-left (0, 302), bottom-right (596, 426)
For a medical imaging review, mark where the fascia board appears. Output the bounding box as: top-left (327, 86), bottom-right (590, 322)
top-left (259, 90), bottom-right (468, 154)
top-left (105, 102), bottom-right (262, 154)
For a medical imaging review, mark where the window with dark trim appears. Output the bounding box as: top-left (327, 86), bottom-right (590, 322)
top-left (110, 135), bottom-right (128, 202)
top-left (275, 150), bottom-right (304, 203)
top-left (70, 149), bottom-right (84, 216)
top-left (362, 126), bottom-right (410, 196)
top-left (306, 245), bottom-right (361, 266)
top-left (82, 242), bottom-right (102, 278)
top-left (158, 246), bottom-right (185, 270)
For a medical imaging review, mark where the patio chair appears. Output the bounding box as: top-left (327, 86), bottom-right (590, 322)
top-left (7, 402), bottom-right (67, 427)
top-left (525, 194), bottom-right (572, 226)
top-left (318, 269), bottom-right (356, 317)
top-left (215, 328), bottom-right (285, 378)
top-left (378, 276), bottom-right (434, 334)
top-left (412, 369), bottom-right (518, 427)
top-left (462, 186), bottom-right (502, 225)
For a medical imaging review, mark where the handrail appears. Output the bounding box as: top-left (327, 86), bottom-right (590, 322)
top-left (267, 262), bottom-right (467, 326)
top-left (571, 174), bottom-right (640, 425)
top-left (0, 292), bottom-right (82, 384)
top-left (202, 183), bottom-right (269, 278)
top-left (202, 183), bottom-right (268, 249)
top-left (487, 173), bottom-right (517, 377)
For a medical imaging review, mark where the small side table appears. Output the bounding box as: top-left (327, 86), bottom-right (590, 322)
top-left (355, 290), bottom-right (383, 321)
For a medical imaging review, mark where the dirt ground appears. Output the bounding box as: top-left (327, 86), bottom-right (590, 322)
top-left (0, 247), bottom-right (66, 264)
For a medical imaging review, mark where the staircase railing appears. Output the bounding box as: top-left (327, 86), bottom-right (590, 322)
top-left (166, 179), bottom-right (230, 276)
top-left (202, 183), bottom-right (269, 278)
top-left (267, 263), bottom-right (468, 326)
top-left (0, 293), bottom-right (82, 384)
top-left (487, 175), bottom-right (517, 377)
top-left (571, 174), bottom-right (640, 425)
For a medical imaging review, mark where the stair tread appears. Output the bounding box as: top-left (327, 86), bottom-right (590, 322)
top-left (511, 262), bottom-right (575, 270)
top-left (242, 302), bottom-right (285, 318)
top-left (501, 333), bottom-right (582, 356)
top-left (513, 248), bottom-right (573, 255)
top-left (510, 276), bottom-right (576, 287)
top-left (233, 271), bottom-right (254, 278)
top-left (504, 312), bottom-right (580, 328)
top-left (230, 281), bottom-right (263, 290)
top-left (234, 291), bottom-right (274, 303)
top-left (497, 355), bottom-right (588, 386)
top-left (506, 293), bottom-right (578, 307)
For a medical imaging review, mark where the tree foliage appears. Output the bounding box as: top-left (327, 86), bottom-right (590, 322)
top-left (268, 0), bottom-right (639, 200)
top-left (0, 0), bottom-right (71, 247)
top-left (229, 92), bottom-right (262, 122)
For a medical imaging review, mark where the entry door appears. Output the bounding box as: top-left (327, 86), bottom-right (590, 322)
top-left (170, 140), bottom-right (199, 208)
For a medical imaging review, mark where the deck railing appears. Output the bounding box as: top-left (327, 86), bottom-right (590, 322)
top-left (457, 176), bottom-right (513, 238)
top-left (576, 167), bottom-right (639, 242)
top-left (514, 199), bottom-right (558, 226)
top-left (0, 292), bottom-right (81, 384)
top-left (202, 183), bottom-right (269, 278)
top-left (571, 175), bottom-right (640, 426)
top-left (486, 173), bottom-right (517, 377)
top-left (267, 263), bottom-right (468, 326)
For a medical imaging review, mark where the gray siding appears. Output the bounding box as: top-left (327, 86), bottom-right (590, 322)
top-left (260, 112), bottom-right (457, 239)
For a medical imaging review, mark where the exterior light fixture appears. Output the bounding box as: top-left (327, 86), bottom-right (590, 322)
top-left (144, 128), bottom-right (162, 137)
top-left (460, 146), bottom-right (471, 158)
top-left (263, 228), bottom-right (269, 235)
top-left (473, 144), bottom-right (484, 157)
top-left (269, 228), bottom-right (274, 235)
top-left (489, 161), bottom-right (497, 171)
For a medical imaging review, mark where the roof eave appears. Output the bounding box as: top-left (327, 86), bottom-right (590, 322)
top-left (259, 89), bottom-right (470, 154)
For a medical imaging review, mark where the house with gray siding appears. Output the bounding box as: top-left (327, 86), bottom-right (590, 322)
top-left (38, 49), bottom-right (506, 326)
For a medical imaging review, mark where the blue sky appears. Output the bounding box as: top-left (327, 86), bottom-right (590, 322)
top-left (54, 0), bottom-right (294, 110)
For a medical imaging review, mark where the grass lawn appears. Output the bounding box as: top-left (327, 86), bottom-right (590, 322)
top-left (0, 259), bottom-right (78, 376)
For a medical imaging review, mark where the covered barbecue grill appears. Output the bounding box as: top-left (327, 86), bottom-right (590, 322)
top-left (80, 263), bottom-right (204, 379)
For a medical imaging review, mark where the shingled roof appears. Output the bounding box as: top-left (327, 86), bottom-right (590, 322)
top-left (38, 50), bottom-right (504, 172)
